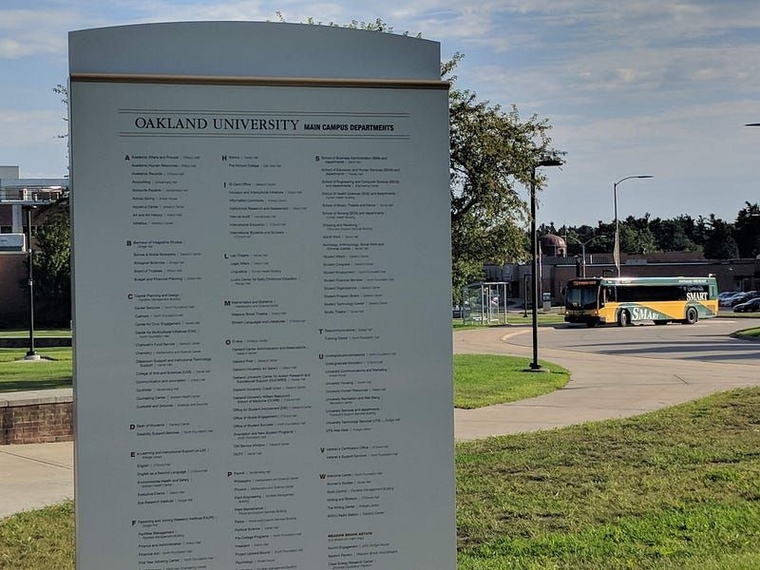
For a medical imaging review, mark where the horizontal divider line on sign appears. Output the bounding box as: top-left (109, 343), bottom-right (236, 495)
top-left (70, 73), bottom-right (450, 90)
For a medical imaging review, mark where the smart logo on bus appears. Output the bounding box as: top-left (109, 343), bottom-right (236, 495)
top-left (630, 306), bottom-right (669, 322)
top-left (685, 291), bottom-right (709, 301)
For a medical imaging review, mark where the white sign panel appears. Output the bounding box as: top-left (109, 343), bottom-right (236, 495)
top-left (71, 23), bottom-right (454, 570)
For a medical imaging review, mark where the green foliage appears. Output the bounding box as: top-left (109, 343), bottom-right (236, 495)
top-left (213, 17), bottom-right (559, 302)
top-left (453, 354), bottom-right (569, 408)
top-left (649, 215), bottom-right (701, 252)
top-left (560, 207), bottom-right (760, 260)
top-left (53, 84), bottom-right (68, 128)
top-left (28, 202), bottom-right (71, 327)
top-left (734, 202), bottom-right (760, 258)
top-left (451, 209), bottom-right (530, 303)
top-left (452, 257), bottom-right (486, 305)
top-left (278, 11), bottom-right (416, 36)
top-left (457, 387), bottom-right (760, 568)
top-left (449, 62), bottom-right (560, 298)
top-left (0, 348), bottom-right (72, 392)
top-left (0, 501), bottom-right (74, 570)
top-left (619, 216), bottom-right (658, 254)
top-left (703, 214), bottom-right (740, 259)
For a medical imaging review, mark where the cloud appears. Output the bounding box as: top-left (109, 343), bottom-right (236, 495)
top-left (0, 109), bottom-right (65, 147)
top-left (0, 8), bottom-right (70, 58)
top-left (1, 0), bottom-right (758, 222)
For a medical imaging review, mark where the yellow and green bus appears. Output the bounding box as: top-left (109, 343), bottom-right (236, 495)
top-left (564, 276), bottom-right (719, 327)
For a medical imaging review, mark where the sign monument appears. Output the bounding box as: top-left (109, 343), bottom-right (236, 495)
top-left (70, 22), bottom-right (455, 569)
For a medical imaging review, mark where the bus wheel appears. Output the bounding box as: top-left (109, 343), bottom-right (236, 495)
top-left (685, 307), bottom-right (698, 324)
top-left (617, 310), bottom-right (630, 327)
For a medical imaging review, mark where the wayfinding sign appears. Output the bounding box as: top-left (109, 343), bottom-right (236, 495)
top-left (70, 22), bottom-right (455, 570)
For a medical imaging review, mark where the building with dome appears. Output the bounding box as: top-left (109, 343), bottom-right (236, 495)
top-left (483, 232), bottom-right (759, 309)
top-left (540, 233), bottom-right (567, 257)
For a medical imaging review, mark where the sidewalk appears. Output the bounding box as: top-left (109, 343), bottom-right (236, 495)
top-left (3, 326), bottom-right (759, 519)
top-left (0, 440), bottom-right (73, 519)
top-left (454, 326), bottom-right (760, 439)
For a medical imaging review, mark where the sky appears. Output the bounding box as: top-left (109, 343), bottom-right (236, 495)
top-left (1, 0), bottom-right (759, 227)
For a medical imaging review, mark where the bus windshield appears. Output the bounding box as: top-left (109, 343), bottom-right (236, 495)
top-left (565, 284), bottom-right (598, 310)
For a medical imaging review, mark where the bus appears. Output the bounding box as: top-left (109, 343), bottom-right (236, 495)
top-left (564, 276), bottom-right (719, 327)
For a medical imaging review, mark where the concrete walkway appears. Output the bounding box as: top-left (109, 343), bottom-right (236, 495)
top-left (454, 326), bottom-right (760, 440)
top-left (3, 325), bottom-right (759, 519)
top-left (0, 441), bottom-right (73, 519)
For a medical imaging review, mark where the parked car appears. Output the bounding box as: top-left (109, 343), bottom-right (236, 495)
top-left (729, 293), bottom-right (748, 307)
top-left (730, 292), bottom-right (759, 307)
top-left (719, 292), bottom-right (744, 307)
top-left (733, 297), bottom-right (760, 313)
top-left (718, 291), bottom-right (737, 302)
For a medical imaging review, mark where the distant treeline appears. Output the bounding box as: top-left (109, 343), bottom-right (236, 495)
top-left (545, 202), bottom-right (760, 260)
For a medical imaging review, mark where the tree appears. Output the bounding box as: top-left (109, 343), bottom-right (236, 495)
top-left (734, 202), bottom-right (760, 258)
top-left (28, 201), bottom-right (71, 327)
top-left (703, 215), bottom-right (739, 259)
top-left (448, 59), bottom-right (560, 301)
top-left (649, 216), bottom-right (700, 252)
top-left (17, 85), bottom-right (73, 327)
top-left (619, 215), bottom-right (658, 255)
top-left (560, 214), bottom-right (707, 257)
top-left (591, 221), bottom-right (615, 253)
top-left (240, 18), bottom-right (563, 302)
top-left (563, 225), bottom-right (600, 256)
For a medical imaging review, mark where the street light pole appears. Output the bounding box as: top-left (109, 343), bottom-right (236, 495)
top-left (528, 156), bottom-right (563, 372)
top-left (613, 175), bottom-right (652, 277)
top-left (24, 205), bottom-right (38, 360)
top-left (566, 233), bottom-right (600, 277)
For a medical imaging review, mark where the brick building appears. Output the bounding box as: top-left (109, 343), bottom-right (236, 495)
top-left (484, 234), bottom-right (760, 307)
top-left (0, 166), bottom-right (68, 326)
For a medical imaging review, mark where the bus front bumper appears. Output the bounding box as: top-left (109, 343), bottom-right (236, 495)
top-left (565, 311), bottom-right (607, 325)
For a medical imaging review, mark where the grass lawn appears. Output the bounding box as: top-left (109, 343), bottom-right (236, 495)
top-left (0, 330), bottom-right (71, 338)
top-left (735, 327), bottom-right (760, 339)
top-left (717, 310), bottom-right (760, 318)
top-left (3, 388), bottom-right (760, 569)
top-left (454, 311), bottom-right (566, 329)
top-left (0, 349), bottom-right (570, 412)
top-left (0, 501), bottom-right (74, 570)
top-left (456, 387), bottom-right (760, 569)
top-left (0, 348), bottom-right (72, 392)
top-left (454, 354), bottom-right (569, 408)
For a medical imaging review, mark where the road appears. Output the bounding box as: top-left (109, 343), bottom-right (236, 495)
top-left (454, 316), bottom-right (760, 439)
top-left (504, 316), bottom-right (760, 365)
